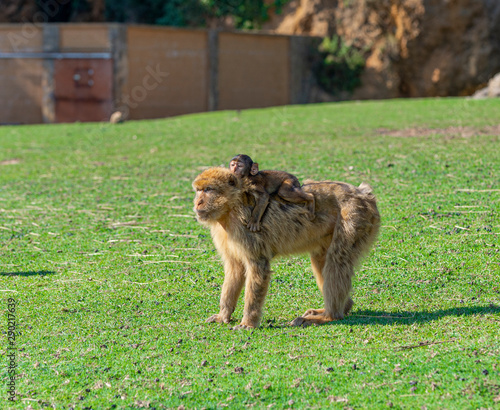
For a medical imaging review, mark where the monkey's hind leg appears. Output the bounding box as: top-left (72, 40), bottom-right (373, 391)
top-left (290, 243), bottom-right (354, 327)
top-left (278, 181), bottom-right (316, 220)
top-left (299, 251), bottom-right (325, 319)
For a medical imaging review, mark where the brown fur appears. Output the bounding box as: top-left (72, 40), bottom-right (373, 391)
top-left (229, 154), bottom-right (315, 232)
top-left (193, 167), bottom-right (380, 328)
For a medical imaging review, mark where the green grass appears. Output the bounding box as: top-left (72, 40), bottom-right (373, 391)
top-left (1, 97), bottom-right (499, 409)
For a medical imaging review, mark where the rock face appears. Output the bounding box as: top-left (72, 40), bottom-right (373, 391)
top-left (265, 0), bottom-right (500, 99)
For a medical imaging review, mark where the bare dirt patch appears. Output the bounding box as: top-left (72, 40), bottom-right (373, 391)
top-left (377, 124), bottom-right (500, 138)
top-left (0, 159), bottom-right (21, 165)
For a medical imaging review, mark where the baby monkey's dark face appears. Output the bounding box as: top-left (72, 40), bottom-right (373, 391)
top-left (229, 154), bottom-right (257, 177)
top-left (229, 159), bottom-right (247, 177)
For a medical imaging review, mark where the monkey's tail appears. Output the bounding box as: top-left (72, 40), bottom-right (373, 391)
top-left (358, 182), bottom-right (374, 195)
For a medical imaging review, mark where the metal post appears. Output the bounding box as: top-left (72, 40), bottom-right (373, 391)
top-left (42, 24), bottom-right (58, 123)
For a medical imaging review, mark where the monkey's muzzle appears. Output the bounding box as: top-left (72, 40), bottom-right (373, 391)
top-left (194, 208), bottom-right (210, 221)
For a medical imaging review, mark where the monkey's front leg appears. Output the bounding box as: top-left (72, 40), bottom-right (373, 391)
top-left (234, 258), bottom-right (271, 329)
top-left (206, 258), bottom-right (245, 324)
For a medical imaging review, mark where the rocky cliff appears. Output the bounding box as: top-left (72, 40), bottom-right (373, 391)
top-left (264, 0), bottom-right (500, 99)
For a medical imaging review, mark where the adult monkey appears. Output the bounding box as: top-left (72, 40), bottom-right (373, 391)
top-left (193, 167), bottom-right (380, 329)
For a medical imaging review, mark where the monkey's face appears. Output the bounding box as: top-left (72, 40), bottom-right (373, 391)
top-left (193, 168), bottom-right (240, 223)
top-left (193, 186), bottom-right (221, 222)
top-left (229, 159), bottom-right (247, 177)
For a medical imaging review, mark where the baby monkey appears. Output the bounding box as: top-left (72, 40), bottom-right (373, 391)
top-left (229, 154), bottom-right (315, 232)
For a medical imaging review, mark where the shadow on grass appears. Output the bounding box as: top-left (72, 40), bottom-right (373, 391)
top-left (346, 305), bottom-right (500, 325)
top-left (0, 270), bottom-right (56, 277)
top-left (265, 305), bottom-right (500, 329)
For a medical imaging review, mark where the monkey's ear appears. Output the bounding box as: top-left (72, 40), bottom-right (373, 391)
top-left (250, 163), bottom-right (259, 176)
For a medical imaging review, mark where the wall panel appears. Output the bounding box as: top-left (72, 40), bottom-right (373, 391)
top-left (125, 26), bottom-right (208, 119)
top-left (218, 32), bottom-right (290, 110)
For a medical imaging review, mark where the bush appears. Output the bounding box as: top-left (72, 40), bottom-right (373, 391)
top-left (104, 0), bottom-right (289, 28)
top-left (315, 35), bottom-right (366, 95)
top-left (104, 0), bottom-right (203, 26)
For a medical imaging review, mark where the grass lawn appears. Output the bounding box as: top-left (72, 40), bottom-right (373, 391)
top-left (1, 97), bottom-right (499, 409)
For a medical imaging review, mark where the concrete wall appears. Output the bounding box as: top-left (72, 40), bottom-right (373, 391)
top-left (0, 24), bottom-right (320, 124)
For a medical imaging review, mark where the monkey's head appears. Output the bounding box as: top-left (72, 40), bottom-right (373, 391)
top-left (193, 167), bottom-right (241, 224)
top-left (229, 154), bottom-right (259, 178)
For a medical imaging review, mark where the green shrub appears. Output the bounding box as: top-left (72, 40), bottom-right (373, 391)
top-left (315, 35), bottom-right (366, 95)
top-left (104, 0), bottom-right (289, 28)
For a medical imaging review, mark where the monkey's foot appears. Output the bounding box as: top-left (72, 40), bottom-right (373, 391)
top-left (232, 324), bottom-right (254, 330)
top-left (290, 312), bottom-right (338, 327)
top-left (302, 308), bottom-right (325, 317)
top-left (290, 316), bottom-right (314, 327)
top-left (205, 314), bottom-right (231, 324)
top-left (302, 299), bottom-right (354, 318)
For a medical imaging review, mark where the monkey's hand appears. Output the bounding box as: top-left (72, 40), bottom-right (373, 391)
top-left (246, 220), bottom-right (261, 232)
top-left (206, 314), bottom-right (231, 324)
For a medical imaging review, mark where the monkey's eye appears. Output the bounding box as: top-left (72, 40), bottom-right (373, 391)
top-left (203, 187), bottom-right (214, 193)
